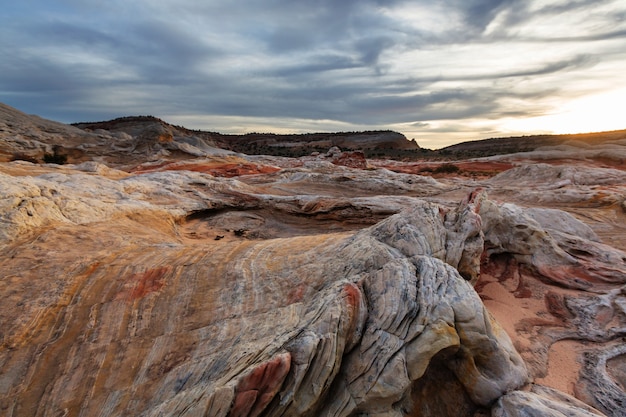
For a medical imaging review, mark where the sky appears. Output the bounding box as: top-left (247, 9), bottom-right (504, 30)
top-left (1, 0), bottom-right (625, 148)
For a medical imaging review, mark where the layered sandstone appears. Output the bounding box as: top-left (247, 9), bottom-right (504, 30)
top-left (1, 104), bottom-right (626, 416)
top-left (0, 163), bottom-right (621, 417)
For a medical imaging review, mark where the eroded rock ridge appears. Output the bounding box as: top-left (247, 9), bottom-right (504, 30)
top-left (2, 104), bottom-right (625, 416)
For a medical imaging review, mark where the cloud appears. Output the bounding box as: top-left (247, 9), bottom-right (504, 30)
top-left (0, 0), bottom-right (625, 144)
top-left (453, 0), bottom-right (519, 30)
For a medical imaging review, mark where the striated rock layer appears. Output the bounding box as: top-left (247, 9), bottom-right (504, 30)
top-left (0, 163), bottom-right (616, 417)
top-left (0, 167), bottom-right (508, 416)
top-left (2, 105), bottom-right (626, 416)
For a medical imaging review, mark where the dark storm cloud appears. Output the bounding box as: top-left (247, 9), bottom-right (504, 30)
top-left (34, 18), bottom-right (219, 82)
top-left (1, 0), bottom-right (625, 142)
top-left (35, 22), bottom-right (122, 49)
top-left (450, 0), bottom-right (518, 29)
top-left (270, 36), bottom-right (395, 78)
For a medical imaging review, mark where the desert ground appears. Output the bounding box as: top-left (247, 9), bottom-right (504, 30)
top-left (1, 102), bottom-right (625, 416)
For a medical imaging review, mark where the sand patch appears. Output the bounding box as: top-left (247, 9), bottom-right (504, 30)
top-left (535, 340), bottom-right (582, 396)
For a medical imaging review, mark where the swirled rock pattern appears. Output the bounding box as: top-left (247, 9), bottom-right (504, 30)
top-left (0, 168), bottom-right (529, 416)
top-left (493, 384), bottom-right (606, 417)
top-left (2, 104), bottom-right (626, 416)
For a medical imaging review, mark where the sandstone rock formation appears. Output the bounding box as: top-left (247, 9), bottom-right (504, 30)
top-left (0, 169), bottom-right (522, 416)
top-left (1, 104), bottom-right (625, 416)
top-left (493, 384), bottom-right (607, 417)
top-left (1, 103), bottom-right (233, 166)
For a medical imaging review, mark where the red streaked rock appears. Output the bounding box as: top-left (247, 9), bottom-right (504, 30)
top-left (231, 352), bottom-right (291, 417)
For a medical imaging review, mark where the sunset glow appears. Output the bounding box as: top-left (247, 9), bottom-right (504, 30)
top-left (502, 88), bottom-right (626, 136)
top-left (1, 0), bottom-right (625, 148)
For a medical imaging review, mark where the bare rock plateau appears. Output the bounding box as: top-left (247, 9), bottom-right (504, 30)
top-left (1, 102), bottom-right (625, 416)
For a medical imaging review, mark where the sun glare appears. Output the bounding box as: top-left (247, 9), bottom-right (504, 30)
top-left (503, 88), bottom-right (626, 135)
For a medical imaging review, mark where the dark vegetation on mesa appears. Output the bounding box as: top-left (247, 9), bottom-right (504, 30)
top-left (73, 116), bottom-right (626, 160)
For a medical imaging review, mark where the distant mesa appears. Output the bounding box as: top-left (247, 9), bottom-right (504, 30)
top-left (213, 129), bottom-right (419, 155)
top-left (440, 129), bottom-right (626, 157)
top-left (3, 101), bottom-right (626, 166)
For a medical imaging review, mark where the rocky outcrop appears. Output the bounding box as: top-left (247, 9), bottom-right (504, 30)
top-left (323, 146), bottom-right (369, 169)
top-left (2, 104), bottom-right (625, 416)
top-left (0, 168), bottom-right (497, 415)
top-left (476, 196), bottom-right (626, 416)
top-left (493, 384), bottom-right (606, 417)
top-left (0, 102), bottom-right (104, 162)
top-left (1, 158), bottom-right (617, 416)
top-left (479, 199), bottom-right (626, 291)
top-left (1, 104), bottom-right (233, 166)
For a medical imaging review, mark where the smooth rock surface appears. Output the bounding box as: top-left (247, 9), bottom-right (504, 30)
top-left (493, 385), bottom-right (606, 417)
top-left (0, 170), bottom-right (530, 416)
